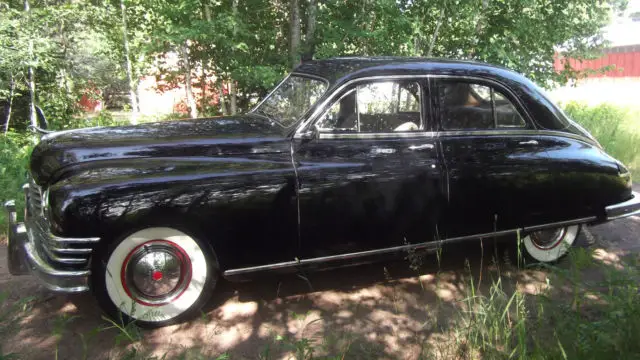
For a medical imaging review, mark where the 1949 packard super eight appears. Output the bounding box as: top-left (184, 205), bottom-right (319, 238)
top-left (5, 57), bottom-right (640, 327)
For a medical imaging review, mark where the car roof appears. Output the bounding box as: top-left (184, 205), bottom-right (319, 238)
top-left (294, 57), bottom-right (531, 88)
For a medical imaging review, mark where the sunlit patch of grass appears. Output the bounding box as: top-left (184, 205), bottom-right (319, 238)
top-left (452, 246), bottom-right (640, 359)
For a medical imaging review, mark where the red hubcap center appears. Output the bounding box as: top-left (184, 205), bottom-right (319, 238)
top-left (152, 270), bottom-right (163, 281)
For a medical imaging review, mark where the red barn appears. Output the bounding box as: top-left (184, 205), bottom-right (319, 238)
top-left (555, 44), bottom-right (640, 78)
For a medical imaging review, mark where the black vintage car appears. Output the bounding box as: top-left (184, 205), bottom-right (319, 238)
top-left (5, 57), bottom-right (640, 327)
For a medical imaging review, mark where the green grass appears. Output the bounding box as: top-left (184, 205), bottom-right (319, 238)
top-left (563, 102), bottom-right (640, 179)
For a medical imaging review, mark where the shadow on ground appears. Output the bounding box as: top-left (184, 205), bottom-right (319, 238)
top-left (1, 221), bottom-right (637, 359)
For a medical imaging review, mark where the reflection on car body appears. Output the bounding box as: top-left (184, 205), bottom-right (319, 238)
top-left (5, 57), bottom-right (640, 327)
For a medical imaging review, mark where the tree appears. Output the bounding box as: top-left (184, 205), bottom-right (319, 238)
top-left (120, 0), bottom-right (140, 122)
top-left (0, 0), bottom-right (627, 131)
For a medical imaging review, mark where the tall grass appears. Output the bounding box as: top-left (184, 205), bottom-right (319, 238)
top-left (563, 102), bottom-right (640, 179)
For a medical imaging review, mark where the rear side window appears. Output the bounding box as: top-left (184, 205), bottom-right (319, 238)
top-left (438, 81), bottom-right (526, 130)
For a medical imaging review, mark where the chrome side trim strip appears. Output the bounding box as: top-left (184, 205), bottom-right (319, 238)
top-left (223, 217), bottom-right (596, 277)
top-left (313, 129), bottom-right (595, 147)
top-left (522, 217), bottom-right (597, 232)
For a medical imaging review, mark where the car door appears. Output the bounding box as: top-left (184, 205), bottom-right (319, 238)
top-left (293, 79), bottom-right (445, 260)
top-left (433, 78), bottom-right (553, 238)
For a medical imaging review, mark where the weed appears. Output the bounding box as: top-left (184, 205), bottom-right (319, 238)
top-left (52, 313), bottom-right (79, 360)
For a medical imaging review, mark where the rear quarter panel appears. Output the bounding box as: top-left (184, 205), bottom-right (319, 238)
top-left (541, 133), bottom-right (631, 221)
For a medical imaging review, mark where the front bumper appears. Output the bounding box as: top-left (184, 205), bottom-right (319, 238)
top-left (605, 191), bottom-right (640, 221)
top-left (4, 188), bottom-right (99, 293)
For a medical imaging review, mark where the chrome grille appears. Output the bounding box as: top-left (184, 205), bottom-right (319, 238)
top-left (23, 180), bottom-right (97, 266)
top-left (28, 179), bottom-right (44, 217)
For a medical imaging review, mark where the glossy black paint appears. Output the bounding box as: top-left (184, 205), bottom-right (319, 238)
top-left (29, 57), bottom-right (633, 276)
top-left (294, 136), bottom-right (443, 257)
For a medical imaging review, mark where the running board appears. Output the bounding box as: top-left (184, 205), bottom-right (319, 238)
top-left (223, 216), bottom-right (596, 277)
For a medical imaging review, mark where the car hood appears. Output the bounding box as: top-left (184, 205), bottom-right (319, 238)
top-left (30, 114), bottom-right (290, 185)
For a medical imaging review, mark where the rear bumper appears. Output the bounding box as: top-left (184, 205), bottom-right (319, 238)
top-left (4, 187), bottom-right (99, 293)
top-left (605, 191), bottom-right (640, 221)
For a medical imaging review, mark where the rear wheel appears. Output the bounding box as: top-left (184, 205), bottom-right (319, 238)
top-left (92, 227), bottom-right (218, 328)
top-left (521, 225), bottom-right (580, 263)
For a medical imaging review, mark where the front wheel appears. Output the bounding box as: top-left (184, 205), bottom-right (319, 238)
top-left (92, 227), bottom-right (218, 328)
top-left (521, 225), bottom-right (581, 263)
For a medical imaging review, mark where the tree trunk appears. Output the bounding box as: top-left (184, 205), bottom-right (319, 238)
top-left (4, 74), bottom-right (14, 134)
top-left (229, 0), bottom-right (238, 115)
top-left (120, 0), bottom-right (139, 123)
top-left (182, 42), bottom-right (198, 119)
top-left (471, 0), bottom-right (489, 57)
top-left (201, 64), bottom-right (207, 114)
top-left (302, 0), bottom-right (317, 61)
top-left (24, 0), bottom-right (37, 129)
top-left (427, 7), bottom-right (445, 57)
top-left (219, 81), bottom-right (228, 115)
top-left (230, 81), bottom-right (237, 115)
top-left (289, 0), bottom-right (301, 68)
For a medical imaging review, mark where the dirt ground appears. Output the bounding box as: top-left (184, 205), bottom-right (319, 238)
top-left (1, 188), bottom-right (639, 359)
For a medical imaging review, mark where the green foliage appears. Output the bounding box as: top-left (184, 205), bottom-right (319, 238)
top-left (0, 132), bottom-right (35, 230)
top-left (563, 102), bottom-right (640, 179)
top-left (440, 246), bottom-right (640, 360)
top-left (0, 0), bottom-right (629, 126)
top-left (56, 111), bottom-right (129, 130)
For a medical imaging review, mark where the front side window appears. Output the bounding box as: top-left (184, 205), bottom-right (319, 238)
top-left (438, 81), bottom-right (526, 130)
top-left (252, 75), bottom-right (328, 127)
top-left (317, 81), bottom-right (422, 133)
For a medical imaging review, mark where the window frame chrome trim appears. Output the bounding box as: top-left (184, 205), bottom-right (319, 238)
top-left (315, 79), bottom-right (425, 135)
top-left (318, 131), bottom-right (437, 140)
top-left (223, 216), bottom-right (597, 277)
top-left (294, 74), bottom-right (537, 139)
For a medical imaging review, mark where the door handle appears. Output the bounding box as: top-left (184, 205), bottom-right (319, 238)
top-left (518, 140), bottom-right (539, 146)
top-left (408, 144), bottom-right (435, 151)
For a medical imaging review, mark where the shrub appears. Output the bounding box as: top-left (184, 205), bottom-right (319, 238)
top-left (0, 132), bottom-right (35, 231)
top-left (563, 102), bottom-right (640, 179)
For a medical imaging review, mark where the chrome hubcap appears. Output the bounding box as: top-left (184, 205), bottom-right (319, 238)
top-left (123, 241), bottom-right (192, 306)
top-left (530, 227), bottom-right (566, 250)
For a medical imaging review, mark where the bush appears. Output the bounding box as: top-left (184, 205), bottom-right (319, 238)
top-left (563, 102), bottom-right (640, 179)
top-left (0, 132), bottom-right (35, 231)
top-left (54, 110), bottom-right (130, 130)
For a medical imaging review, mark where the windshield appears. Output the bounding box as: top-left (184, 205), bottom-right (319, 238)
top-left (252, 75), bottom-right (328, 127)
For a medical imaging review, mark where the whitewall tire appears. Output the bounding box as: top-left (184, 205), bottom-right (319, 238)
top-left (93, 226), bottom-right (218, 327)
top-left (522, 225), bottom-right (580, 263)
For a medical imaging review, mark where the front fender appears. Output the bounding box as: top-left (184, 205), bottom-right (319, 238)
top-left (48, 156), bottom-right (298, 269)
